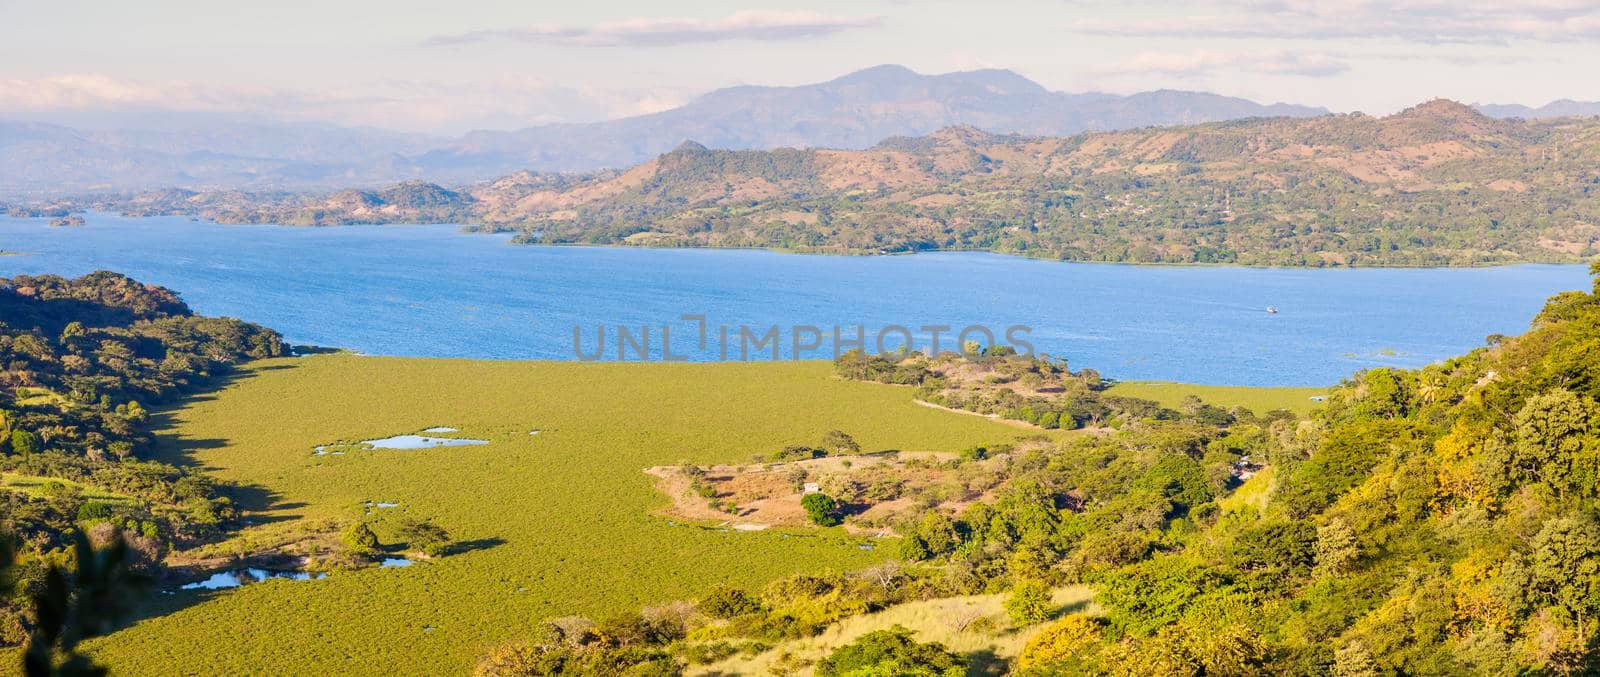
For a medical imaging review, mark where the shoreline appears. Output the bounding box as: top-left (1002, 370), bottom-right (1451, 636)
top-left (4, 211), bottom-right (1586, 271)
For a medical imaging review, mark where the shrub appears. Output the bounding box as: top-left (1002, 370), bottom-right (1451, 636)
top-left (342, 522), bottom-right (380, 557)
top-left (395, 518), bottom-right (452, 557)
top-left (699, 585), bottom-right (762, 619)
top-left (10, 430), bottom-right (40, 455)
top-left (77, 501), bottom-right (115, 522)
top-left (774, 445), bottom-right (825, 461)
top-left (815, 625), bottom-right (966, 677)
top-left (1019, 615), bottom-right (1104, 670)
top-left (1005, 579), bottom-right (1054, 625)
top-left (802, 493), bottom-right (842, 527)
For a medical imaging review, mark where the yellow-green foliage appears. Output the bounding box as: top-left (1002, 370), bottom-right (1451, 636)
top-left (12, 387), bottom-right (71, 409)
top-left (0, 472), bottom-right (133, 504)
top-left (693, 586), bottom-right (1095, 676)
top-left (1105, 381), bottom-right (1327, 417)
top-left (1216, 466), bottom-right (1275, 516)
top-left (80, 355), bottom-right (1022, 675)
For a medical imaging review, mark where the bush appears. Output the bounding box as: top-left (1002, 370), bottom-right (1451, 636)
top-left (802, 493), bottom-right (842, 527)
top-left (774, 445), bottom-right (825, 461)
top-left (395, 518), bottom-right (452, 557)
top-left (342, 522), bottom-right (380, 557)
top-left (1005, 579), bottom-right (1054, 625)
top-left (10, 430), bottom-right (40, 455)
top-left (815, 625), bottom-right (966, 677)
top-left (77, 501), bottom-right (115, 522)
top-left (1019, 615), bottom-right (1104, 670)
top-left (699, 585), bottom-right (762, 619)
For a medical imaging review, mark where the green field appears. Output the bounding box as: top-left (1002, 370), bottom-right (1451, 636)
top-left (80, 355), bottom-right (1027, 674)
top-left (1104, 381), bottom-right (1328, 417)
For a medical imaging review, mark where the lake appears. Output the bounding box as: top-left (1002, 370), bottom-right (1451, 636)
top-left (1, 213), bottom-right (1589, 386)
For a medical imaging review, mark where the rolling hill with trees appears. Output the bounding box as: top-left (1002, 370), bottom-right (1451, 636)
top-left (475, 263), bottom-right (1600, 675)
top-left (79, 98), bottom-right (1600, 267)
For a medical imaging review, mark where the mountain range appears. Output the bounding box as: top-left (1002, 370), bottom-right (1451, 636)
top-left (2, 65), bottom-right (1328, 196)
top-left (77, 99), bottom-right (1600, 268)
top-left (1475, 99), bottom-right (1600, 119)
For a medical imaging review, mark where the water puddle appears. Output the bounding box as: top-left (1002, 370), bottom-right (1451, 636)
top-left (180, 568), bottom-right (326, 590)
top-left (315, 432), bottom-right (488, 455)
top-left (381, 557), bottom-right (415, 568)
top-left (422, 426), bottom-right (458, 433)
top-left (364, 435), bottom-right (488, 449)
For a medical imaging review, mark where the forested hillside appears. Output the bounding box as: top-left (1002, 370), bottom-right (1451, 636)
top-left (0, 272), bottom-right (284, 647)
top-left (73, 99), bottom-right (1600, 267)
top-left (477, 264), bottom-right (1600, 675)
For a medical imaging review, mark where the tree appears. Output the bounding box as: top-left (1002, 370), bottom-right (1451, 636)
top-left (1333, 641), bottom-right (1378, 677)
top-left (1315, 516), bottom-right (1361, 576)
top-left (821, 430), bottom-right (860, 455)
top-left (1512, 388), bottom-right (1591, 494)
top-left (342, 522), bottom-right (380, 558)
top-left (802, 493), bottom-right (841, 527)
top-left (395, 518), bottom-right (451, 557)
top-left (1005, 580), bottom-right (1054, 625)
top-left (815, 625), bottom-right (966, 677)
top-left (11, 430), bottom-right (40, 456)
top-left (1528, 516), bottom-right (1600, 616)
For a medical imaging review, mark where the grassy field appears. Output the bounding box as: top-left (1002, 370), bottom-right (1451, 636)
top-left (693, 586), bottom-right (1097, 676)
top-left (1104, 381), bottom-right (1328, 417)
top-left (1, 473), bottom-right (134, 504)
top-left (79, 355), bottom-right (1030, 675)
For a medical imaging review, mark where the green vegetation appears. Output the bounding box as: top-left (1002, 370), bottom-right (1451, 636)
top-left (2, 271), bottom-right (285, 656)
top-left (693, 586), bottom-right (1095, 675)
top-left (2, 474), bottom-right (135, 505)
top-left (802, 493), bottom-right (842, 527)
top-left (18, 268), bottom-right (1600, 674)
top-left (835, 348), bottom-right (1286, 430)
top-left (814, 625), bottom-right (966, 677)
top-left (73, 356), bottom-right (1021, 674)
top-left (1104, 381), bottom-right (1328, 417)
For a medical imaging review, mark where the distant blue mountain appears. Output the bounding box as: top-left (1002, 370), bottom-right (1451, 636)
top-left (3, 64), bottom-right (1334, 195)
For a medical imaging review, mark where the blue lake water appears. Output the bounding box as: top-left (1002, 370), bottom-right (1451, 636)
top-left (1, 213), bottom-right (1590, 386)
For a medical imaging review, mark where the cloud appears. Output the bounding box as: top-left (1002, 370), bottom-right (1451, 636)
top-left (428, 10), bottom-right (884, 47)
top-left (0, 74), bottom-right (693, 134)
top-left (1068, 0), bottom-right (1600, 44)
top-left (1087, 49), bottom-right (1351, 79)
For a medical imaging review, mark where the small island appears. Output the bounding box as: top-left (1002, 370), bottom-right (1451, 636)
top-left (48, 215), bottom-right (86, 227)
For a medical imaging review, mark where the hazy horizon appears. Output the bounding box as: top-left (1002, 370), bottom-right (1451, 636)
top-left (3, 1), bottom-right (1597, 135)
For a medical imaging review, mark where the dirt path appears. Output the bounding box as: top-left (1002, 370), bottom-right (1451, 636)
top-left (911, 399), bottom-right (1039, 428)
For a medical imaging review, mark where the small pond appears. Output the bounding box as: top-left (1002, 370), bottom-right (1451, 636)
top-left (364, 434), bottom-right (488, 449)
top-left (180, 568), bottom-right (327, 590)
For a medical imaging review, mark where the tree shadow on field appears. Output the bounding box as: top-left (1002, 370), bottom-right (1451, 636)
top-left (966, 648), bottom-right (1009, 676)
top-left (443, 537), bottom-right (507, 556)
top-left (144, 365), bottom-right (283, 468)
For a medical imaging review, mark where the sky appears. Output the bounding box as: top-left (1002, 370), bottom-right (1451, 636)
top-left (1, 0), bottom-right (1597, 134)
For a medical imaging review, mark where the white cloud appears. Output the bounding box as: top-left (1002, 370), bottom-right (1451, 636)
top-left (1069, 0), bottom-right (1600, 44)
top-left (0, 74), bottom-right (692, 134)
top-left (428, 10), bottom-right (884, 47)
top-left (1087, 49), bottom-right (1351, 78)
